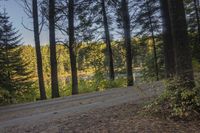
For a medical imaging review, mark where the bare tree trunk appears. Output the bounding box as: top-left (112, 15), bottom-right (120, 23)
top-left (121, 0), bottom-right (134, 86)
top-left (168, 0), bottom-right (194, 86)
top-left (160, 0), bottom-right (176, 78)
top-left (101, 0), bottom-right (115, 80)
top-left (32, 0), bottom-right (46, 100)
top-left (68, 0), bottom-right (78, 95)
top-left (49, 0), bottom-right (59, 98)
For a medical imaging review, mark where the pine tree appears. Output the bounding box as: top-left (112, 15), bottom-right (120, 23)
top-left (47, 0), bottom-right (100, 95)
top-left (121, 0), bottom-right (134, 86)
top-left (184, 0), bottom-right (200, 61)
top-left (0, 11), bottom-right (33, 102)
top-left (101, 0), bottom-right (115, 80)
top-left (135, 0), bottom-right (161, 81)
top-left (185, 0), bottom-right (200, 38)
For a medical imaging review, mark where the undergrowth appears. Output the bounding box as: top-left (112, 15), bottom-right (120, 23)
top-left (143, 78), bottom-right (200, 120)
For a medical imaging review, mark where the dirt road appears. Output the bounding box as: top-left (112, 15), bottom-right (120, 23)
top-left (0, 82), bottom-right (163, 133)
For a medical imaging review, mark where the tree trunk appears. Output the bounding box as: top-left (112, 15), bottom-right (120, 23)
top-left (49, 0), bottom-right (59, 98)
top-left (159, 0), bottom-right (176, 78)
top-left (168, 0), bottom-right (194, 86)
top-left (32, 0), bottom-right (46, 100)
top-left (121, 0), bottom-right (134, 86)
top-left (101, 0), bottom-right (115, 80)
top-left (68, 0), bottom-right (78, 95)
top-left (145, 1), bottom-right (159, 81)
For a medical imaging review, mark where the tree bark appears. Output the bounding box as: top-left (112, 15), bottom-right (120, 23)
top-left (68, 0), bottom-right (78, 95)
top-left (101, 0), bottom-right (115, 80)
top-left (121, 0), bottom-right (134, 86)
top-left (49, 0), bottom-right (59, 98)
top-left (159, 0), bottom-right (176, 78)
top-left (168, 0), bottom-right (194, 85)
top-left (32, 0), bottom-right (46, 100)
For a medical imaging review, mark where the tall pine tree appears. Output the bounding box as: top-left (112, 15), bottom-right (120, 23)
top-left (135, 0), bottom-right (161, 81)
top-left (0, 11), bottom-right (33, 103)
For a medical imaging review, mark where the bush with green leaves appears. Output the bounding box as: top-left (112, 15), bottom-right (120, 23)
top-left (141, 46), bottom-right (165, 82)
top-left (78, 72), bottom-right (126, 93)
top-left (145, 78), bottom-right (200, 120)
top-left (0, 88), bottom-right (12, 105)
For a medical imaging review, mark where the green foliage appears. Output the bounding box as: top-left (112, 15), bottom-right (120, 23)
top-left (0, 17), bottom-right (147, 104)
top-left (92, 72), bottom-right (126, 91)
top-left (141, 40), bottom-right (165, 81)
top-left (191, 59), bottom-right (200, 80)
top-left (78, 80), bottom-right (95, 94)
top-left (92, 72), bottom-right (106, 91)
top-left (188, 33), bottom-right (200, 62)
top-left (59, 82), bottom-right (72, 97)
top-left (104, 78), bottom-right (127, 89)
top-left (10, 42), bottom-right (129, 102)
top-left (145, 78), bottom-right (200, 120)
top-left (55, 76), bottom-right (127, 97)
top-left (0, 12), bottom-right (34, 104)
top-left (78, 72), bottom-right (126, 94)
top-left (0, 88), bottom-right (12, 105)
top-left (14, 83), bottom-right (37, 103)
top-left (112, 41), bottom-right (126, 73)
top-left (185, 0), bottom-right (199, 34)
top-left (77, 43), bottom-right (106, 72)
top-left (135, 0), bottom-right (161, 36)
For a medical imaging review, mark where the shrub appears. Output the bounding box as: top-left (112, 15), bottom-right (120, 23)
top-left (144, 78), bottom-right (200, 120)
top-left (0, 88), bottom-right (13, 105)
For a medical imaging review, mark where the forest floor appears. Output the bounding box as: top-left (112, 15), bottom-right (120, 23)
top-left (1, 81), bottom-right (200, 133)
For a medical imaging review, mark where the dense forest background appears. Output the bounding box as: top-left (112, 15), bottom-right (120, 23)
top-left (7, 37), bottom-right (163, 102)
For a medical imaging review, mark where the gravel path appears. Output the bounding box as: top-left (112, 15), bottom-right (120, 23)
top-left (0, 82), bottom-right (163, 133)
